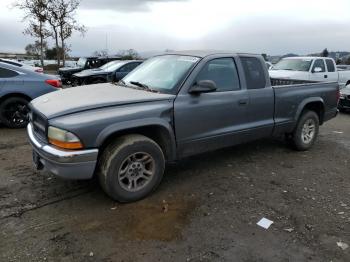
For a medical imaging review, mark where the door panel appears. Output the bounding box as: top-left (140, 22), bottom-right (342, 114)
top-left (174, 90), bottom-right (249, 157)
top-left (309, 59), bottom-right (328, 81)
top-left (239, 56), bottom-right (275, 138)
top-left (325, 59), bottom-right (338, 82)
top-left (246, 88), bottom-right (275, 138)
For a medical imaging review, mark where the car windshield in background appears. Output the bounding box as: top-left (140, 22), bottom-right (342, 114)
top-left (123, 55), bottom-right (200, 94)
top-left (272, 58), bottom-right (312, 71)
top-left (100, 61), bottom-right (124, 72)
top-left (77, 58), bottom-right (87, 67)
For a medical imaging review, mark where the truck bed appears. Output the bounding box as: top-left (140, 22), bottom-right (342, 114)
top-left (271, 79), bottom-right (339, 135)
top-left (270, 78), bottom-right (317, 86)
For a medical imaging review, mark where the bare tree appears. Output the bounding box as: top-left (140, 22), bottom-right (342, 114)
top-left (46, 1), bottom-right (61, 67)
top-left (47, 0), bottom-right (85, 67)
top-left (14, 0), bottom-right (50, 67)
top-left (25, 40), bottom-right (48, 58)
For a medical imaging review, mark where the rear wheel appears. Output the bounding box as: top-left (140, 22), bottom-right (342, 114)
top-left (0, 97), bottom-right (30, 128)
top-left (71, 78), bottom-right (79, 87)
top-left (97, 134), bottom-right (165, 202)
top-left (290, 110), bottom-right (319, 151)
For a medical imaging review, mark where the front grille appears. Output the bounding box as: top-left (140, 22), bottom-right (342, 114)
top-left (31, 110), bottom-right (48, 142)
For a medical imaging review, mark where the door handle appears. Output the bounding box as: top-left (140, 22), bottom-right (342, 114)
top-left (238, 99), bottom-right (248, 105)
top-left (324, 75), bottom-right (328, 78)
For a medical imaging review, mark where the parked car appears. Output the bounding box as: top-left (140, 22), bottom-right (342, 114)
top-left (71, 60), bottom-right (143, 86)
top-left (269, 57), bottom-right (350, 88)
top-left (0, 62), bottom-right (61, 128)
top-left (58, 56), bottom-right (121, 85)
top-left (27, 51), bottom-right (339, 202)
top-left (339, 83), bottom-right (350, 111)
top-left (0, 58), bottom-right (43, 73)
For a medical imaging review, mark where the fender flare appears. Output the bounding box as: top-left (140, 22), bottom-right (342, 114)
top-left (95, 117), bottom-right (177, 160)
top-left (294, 97), bottom-right (325, 122)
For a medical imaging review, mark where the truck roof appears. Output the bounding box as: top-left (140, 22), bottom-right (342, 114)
top-left (163, 50), bottom-right (259, 58)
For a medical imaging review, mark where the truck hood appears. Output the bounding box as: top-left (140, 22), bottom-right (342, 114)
top-left (269, 70), bottom-right (309, 80)
top-left (59, 67), bottom-right (83, 73)
top-left (31, 83), bottom-right (175, 119)
top-left (74, 68), bottom-right (108, 77)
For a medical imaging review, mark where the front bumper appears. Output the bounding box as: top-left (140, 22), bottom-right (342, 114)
top-left (27, 123), bottom-right (98, 180)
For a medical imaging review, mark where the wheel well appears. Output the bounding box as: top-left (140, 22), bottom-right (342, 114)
top-left (0, 93), bottom-right (32, 105)
top-left (99, 125), bottom-right (175, 161)
top-left (303, 102), bottom-right (325, 124)
top-left (346, 80), bottom-right (350, 86)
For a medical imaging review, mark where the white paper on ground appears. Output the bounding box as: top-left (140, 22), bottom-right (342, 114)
top-left (257, 218), bottom-right (274, 229)
top-left (333, 131), bottom-right (344, 134)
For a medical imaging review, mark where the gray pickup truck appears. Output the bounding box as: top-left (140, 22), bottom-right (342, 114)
top-left (27, 51), bottom-right (339, 202)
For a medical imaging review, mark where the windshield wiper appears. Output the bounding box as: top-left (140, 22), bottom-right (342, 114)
top-left (130, 81), bottom-right (150, 90)
top-left (129, 81), bottom-right (160, 93)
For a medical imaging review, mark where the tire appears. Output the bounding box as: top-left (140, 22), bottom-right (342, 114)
top-left (0, 97), bottom-right (30, 128)
top-left (97, 134), bottom-right (165, 202)
top-left (291, 110), bottom-right (319, 151)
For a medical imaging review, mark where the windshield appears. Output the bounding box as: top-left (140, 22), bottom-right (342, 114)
top-left (272, 58), bottom-right (312, 71)
top-left (123, 55), bottom-right (200, 94)
top-left (77, 58), bottom-right (87, 67)
top-left (100, 61), bottom-right (124, 72)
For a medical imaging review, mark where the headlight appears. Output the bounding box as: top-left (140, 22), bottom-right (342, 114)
top-left (48, 126), bottom-right (83, 149)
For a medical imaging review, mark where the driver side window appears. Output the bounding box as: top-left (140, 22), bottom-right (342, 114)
top-left (195, 58), bottom-right (240, 92)
top-left (312, 59), bottom-right (326, 73)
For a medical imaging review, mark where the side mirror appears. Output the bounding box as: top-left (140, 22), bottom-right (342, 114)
top-left (189, 80), bottom-right (217, 94)
top-left (313, 67), bottom-right (322, 73)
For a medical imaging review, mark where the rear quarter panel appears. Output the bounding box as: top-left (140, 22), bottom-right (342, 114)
top-left (273, 82), bottom-right (339, 134)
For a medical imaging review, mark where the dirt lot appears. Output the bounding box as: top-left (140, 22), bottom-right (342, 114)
top-left (0, 114), bottom-right (349, 262)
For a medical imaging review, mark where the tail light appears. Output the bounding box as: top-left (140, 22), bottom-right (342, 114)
top-left (35, 68), bottom-right (44, 73)
top-left (45, 79), bottom-right (62, 88)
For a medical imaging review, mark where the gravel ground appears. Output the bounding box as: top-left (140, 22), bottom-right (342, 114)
top-left (0, 114), bottom-right (349, 262)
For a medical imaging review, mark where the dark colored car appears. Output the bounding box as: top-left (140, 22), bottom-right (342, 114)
top-left (71, 60), bottom-right (143, 86)
top-left (28, 51), bottom-right (339, 202)
top-left (339, 84), bottom-right (350, 111)
top-left (58, 56), bottom-right (121, 85)
top-left (0, 62), bottom-right (61, 128)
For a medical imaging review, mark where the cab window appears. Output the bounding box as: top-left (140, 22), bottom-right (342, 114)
top-left (326, 59), bottom-right (335, 72)
top-left (312, 59), bottom-right (326, 73)
top-left (195, 58), bottom-right (240, 92)
top-left (240, 57), bottom-right (266, 89)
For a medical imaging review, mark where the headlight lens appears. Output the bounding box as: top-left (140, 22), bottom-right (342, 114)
top-left (48, 126), bottom-right (83, 149)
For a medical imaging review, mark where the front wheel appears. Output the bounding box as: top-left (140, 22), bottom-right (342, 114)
top-left (97, 134), bottom-right (165, 202)
top-left (291, 110), bottom-right (319, 151)
top-left (0, 97), bottom-right (30, 128)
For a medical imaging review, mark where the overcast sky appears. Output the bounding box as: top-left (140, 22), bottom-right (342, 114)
top-left (1, 0), bottom-right (350, 56)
